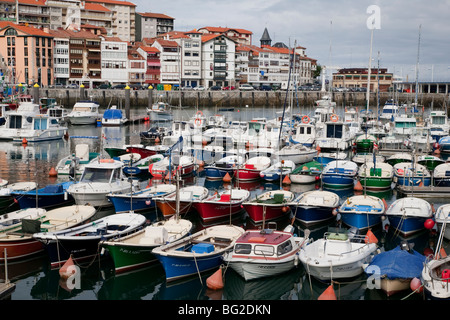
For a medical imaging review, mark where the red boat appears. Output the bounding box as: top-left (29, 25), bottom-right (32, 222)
top-left (193, 188), bottom-right (250, 222)
top-left (0, 236), bottom-right (45, 261)
top-left (235, 156), bottom-right (272, 181)
top-left (126, 145), bottom-right (158, 158)
top-left (242, 190), bottom-right (295, 224)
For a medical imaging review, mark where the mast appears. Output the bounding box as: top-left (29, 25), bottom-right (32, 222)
top-left (366, 27), bottom-right (374, 114)
top-left (415, 24), bottom-right (422, 108)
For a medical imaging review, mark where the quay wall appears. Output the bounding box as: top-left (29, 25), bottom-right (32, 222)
top-left (35, 88), bottom-right (450, 112)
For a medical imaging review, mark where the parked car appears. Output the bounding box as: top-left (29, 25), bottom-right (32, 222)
top-left (181, 85), bottom-right (193, 90)
top-left (209, 85), bottom-right (222, 91)
top-left (112, 84), bottom-right (127, 90)
top-left (259, 85), bottom-right (272, 91)
top-left (65, 83), bottom-right (78, 89)
top-left (193, 86), bottom-right (206, 91)
top-left (222, 86), bottom-right (235, 90)
top-left (97, 83), bottom-right (110, 89)
top-left (239, 84), bottom-right (254, 91)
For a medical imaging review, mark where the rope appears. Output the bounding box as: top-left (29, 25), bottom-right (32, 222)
top-left (192, 250), bottom-right (203, 286)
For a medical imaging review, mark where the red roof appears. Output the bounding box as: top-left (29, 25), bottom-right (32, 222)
top-left (84, 0), bottom-right (136, 7)
top-left (236, 230), bottom-right (292, 245)
top-left (138, 12), bottom-right (174, 20)
top-left (0, 22), bottom-right (52, 37)
top-left (84, 2), bottom-right (110, 12)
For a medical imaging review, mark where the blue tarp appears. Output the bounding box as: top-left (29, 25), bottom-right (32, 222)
top-left (365, 246), bottom-right (426, 279)
top-left (103, 109), bottom-right (123, 120)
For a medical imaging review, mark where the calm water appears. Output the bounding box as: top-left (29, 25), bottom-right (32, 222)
top-left (0, 106), bottom-right (446, 301)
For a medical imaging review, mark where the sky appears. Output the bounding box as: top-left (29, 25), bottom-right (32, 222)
top-left (133, 0), bottom-right (450, 82)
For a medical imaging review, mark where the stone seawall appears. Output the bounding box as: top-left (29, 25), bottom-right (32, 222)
top-left (35, 88), bottom-right (450, 112)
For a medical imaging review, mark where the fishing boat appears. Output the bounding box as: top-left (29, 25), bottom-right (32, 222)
top-left (315, 119), bottom-right (356, 151)
top-left (152, 224), bottom-right (245, 282)
top-left (417, 155), bottom-right (445, 172)
top-left (385, 153), bottom-right (413, 166)
top-left (393, 162), bottom-right (431, 187)
top-left (107, 184), bottom-right (176, 214)
top-left (0, 207), bottom-right (46, 234)
top-left (100, 216), bottom-right (193, 274)
top-left (242, 190), bottom-right (295, 224)
top-left (11, 113), bottom-right (68, 142)
top-left (0, 182), bottom-right (36, 213)
top-left (314, 152), bottom-right (347, 165)
top-left (435, 204), bottom-right (450, 240)
top-left (274, 144), bottom-right (317, 165)
top-left (358, 162), bottom-right (394, 191)
top-left (299, 227), bottom-right (379, 281)
top-left (222, 225), bottom-right (310, 281)
top-left (67, 158), bottom-right (135, 207)
top-left (321, 160), bottom-right (358, 189)
top-left (379, 99), bottom-right (399, 121)
top-left (289, 122), bottom-right (316, 147)
top-left (55, 144), bottom-right (100, 178)
top-left (428, 110), bottom-right (449, 142)
top-left (352, 153), bottom-right (385, 166)
top-left (0, 205), bottom-right (96, 262)
top-left (122, 154), bottom-right (164, 178)
top-left (289, 190), bottom-right (340, 226)
top-left (101, 105), bottom-right (129, 126)
top-left (33, 212), bottom-right (146, 269)
top-left (385, 197), bottom-right (433, 237)
top-left (338, 195), bottom-right (386, 231)
top-left (149, 155), bottom-right (196, 180)
top-left (433, 163), bottom-right (450, 187)
top-left (66, 100), bottom-right (101, 125)
top-left (235, 156), bottom-right (272, 181)
top-left (154, 186), bottom-right (209, 218)
top-left (259, 160), bottom-right (296, 182)
top-left (11, 181), bottom-right (74, 210)
top-left (289, 160), bottom-right (323, 184)
top-left (204, 155), bottom-right (245, 180)
top-left (355, 134), bottom-right (377, 152)
top-left (146, 98), bottom-right (173, 122)
top-left (364, 242), bottom-right (426, 296)
top-left (192, 188), bottom-right (250, 222)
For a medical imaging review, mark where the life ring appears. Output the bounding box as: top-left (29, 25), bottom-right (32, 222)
top-left (302, 115), bottom-right (310, 124)
top-left (196, 110), bottom-right (203, 116)
top-left (330, 114), bottom-right (339, 122)
top-left (195, 117), bottom-right (202, 126)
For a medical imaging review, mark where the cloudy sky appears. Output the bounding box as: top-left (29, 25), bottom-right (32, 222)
top-left (133, 0), bottom-right (450, 82)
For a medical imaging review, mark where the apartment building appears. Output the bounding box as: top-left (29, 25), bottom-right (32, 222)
top-left (151, 38), bottom-right (180, 86)
top-left (0, 21), bottom-right (53, 86)
top-left (100, 36), bottom-right (128, 85)
top-left (197, 26), bottom-right (252, 46)
top-left (127, 47), bottom-right (145, 85)
top-left (137, 45), bottom-right (160, 86)
top-left (49, 29), bottom-right (70, 85)
top-left (136, 12), bottom-right (174, 41)
top-left (332, 68), bottom-right (393, 92)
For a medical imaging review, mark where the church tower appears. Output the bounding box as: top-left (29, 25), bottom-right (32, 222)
top-left (260, 28), bottom-right (272, 47)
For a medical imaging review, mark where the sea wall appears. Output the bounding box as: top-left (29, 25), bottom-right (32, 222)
top-left (35, 88), bottom-right (450, 112)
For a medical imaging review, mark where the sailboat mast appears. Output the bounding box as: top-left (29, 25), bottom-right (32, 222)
top-left (415, 24), bottom-right (421, 107)
top-left (366, 27), bottom-right (374, 113)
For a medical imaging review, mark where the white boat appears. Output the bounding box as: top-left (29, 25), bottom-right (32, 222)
top-left (380, 99), bottom-right (399, 120)
top-left (222, 225), bottom-right (310, 281)
top-left (67, 101), bottom-right (101, 125)
top-left (274, 144), bottom-right (317, 165)
top-left (101, 105), bottom-right (129, 126)
top-left (10, 112), bottom-right (68, 142)
top-left (259, 160), bottom-right (296, 182)
top-left (0, 207), bottom-right (47, 234)
top-left (428, 110), bottom-right (449, 141)
top-left (392, 115), bottom-right (417, 137)
top-left (434, 204), bottom-right (450, 240)
top-left (67, 158), bottom-right (135, 207)
top-left (55, 144), bottom-right (99, 178)
top-left (352, 153), bottom-right (385, 165)
top-left (315, 120), bottom-right (356, 151)
top-left (289, 190), bottom-right (340, 226)
top-left (146, 98), bottom-right (173, 122)
top-left (299, 228), bottom-right (379, 281)
top-left (386, 152), bottom-right (412, 166)
top-left (290, 122), bottom-right (316, 147)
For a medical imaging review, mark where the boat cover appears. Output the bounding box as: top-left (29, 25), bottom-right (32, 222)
top-left (365, 245), bottom-right (425, 279)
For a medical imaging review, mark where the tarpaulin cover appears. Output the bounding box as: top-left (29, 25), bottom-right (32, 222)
top-left (365, 246), bottom-right (426, 279)
top-left (103, 109), bottom-right (123, 120)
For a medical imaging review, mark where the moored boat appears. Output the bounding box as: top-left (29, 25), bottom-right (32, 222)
top-left (358, 162), bottom-right (394, 191)
top-left (235, 156), bottom-right (272, 181)
top-left (289, 160), bottom-right (323, 184)
top-left (338, 195), bottom-right (386, 231)
top-left (154, 186), bottom-right (209, 218)
top-left (393, 162), bottom-right (431, 187)
top-left (289, 190), bottom-right (340, 226)
top-left (321, 160), bottom-right (358, 189)
top-left (259, 160), bottom-right (296, 182)
top-left (242, 190), bottom-right (294, 224)
top-left (11, 181), bottom-right (75, 210)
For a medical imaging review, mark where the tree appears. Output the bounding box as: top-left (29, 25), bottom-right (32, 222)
top-left (313, 65), bottom-right (322, 79)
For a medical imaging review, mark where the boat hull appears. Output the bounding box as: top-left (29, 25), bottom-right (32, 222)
top-left (156, 200), bottom-right (195, 218)
top-left (0, 237), bottom-right (44, 261)
top-left (290, 205), bottom-right (335, 226)
top-left (322, 174), bottom-right (355, 189)
top-left (228, 257), bottom-right (298, 281)
top-left (235, 169), bottom-right (262, 181)
top-left (242, 203), bottom-right (290, 223)
top-left (102, 241), bottom-right (158, 274)
top-left (387, 216), bottom-right (428, 237)
top-left (108, 196), bottom-right (156, 213)
top-left (394, 176), bottom-right (431, 187)
top-left (340, 212), bottom-right (382, 231)
top-left (193, 201), bottom-right (244, 222)
top-left (359, 177), bottom-right (392, 191)
top-left (204, 166), bottom-right (235, 180)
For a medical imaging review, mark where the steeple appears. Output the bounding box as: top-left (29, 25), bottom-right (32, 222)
top-left (260, 27), bottom-right (271, 47)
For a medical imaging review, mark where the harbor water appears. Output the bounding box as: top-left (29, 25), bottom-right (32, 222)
top-left (0, 105), bottom-right (447, 301)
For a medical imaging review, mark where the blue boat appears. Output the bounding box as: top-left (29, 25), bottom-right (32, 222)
top-left (385, 197), bottom-right (433, 237)
top-left (204, 155), bottom-right (244, 180)
top-left (101, 105), bottom-right (129, 126)
top-left (289, 190), bottom-right (340, 226)
top-left (364, 243), bottom-right (426, 296)
top-left (338, 195), bottom-right (386, 231)
top-left (259, 160), bottom-right (296, 182)
top-left (152, 225), bottom-right (245, 282)
top-left (433, 163), bottom-right (450, 187)
top-left (107, 184), bottom-right (176, 213)
top-left (322, 160), bottom-right (358, 189)
top-left (393, 162), bottom-right (431, 187)
top-left (11, 181), bottom-right (74, 210)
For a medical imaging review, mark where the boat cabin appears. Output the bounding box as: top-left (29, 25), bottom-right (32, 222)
top-left (232, 229), bottom-right (295, 258)
top-left (80, 160), bottom-right (123, 183)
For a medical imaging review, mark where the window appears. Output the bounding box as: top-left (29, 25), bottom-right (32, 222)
top-left (277, 241), bottom-right (293, 256)
top-left (234, 244), bottom-right (251, 255)
top-left (36, 38), bottom-right (39, 46)
top-left (24, 37), bottom-right (28, 46)
top-left (24, 47), bottom-right (28, 56)
top-left (254, 245), bottom-right (274, 256)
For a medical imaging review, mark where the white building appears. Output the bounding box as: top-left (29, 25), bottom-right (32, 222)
top-left (100, 36), bottom-right (128, 85)
top-left (49, 29), bottom-right (70, 85)
top-left (152, 38), bottom-right (180, 87)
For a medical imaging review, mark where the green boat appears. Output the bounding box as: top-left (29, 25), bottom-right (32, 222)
top-left (417, 155), bottom-right (445, 171)
top-left (385, 152), bottom-right (412, 166)
top-left (289, 160), bottom-right (323, 184)
top-left (104, 147), bottom-right (127, 158)
top-left (355, 134), bottom-right (377, 152)
top-left (358, 162), bottom-right (394, 191)
top-left (101, 218), bottom-right (192, 274)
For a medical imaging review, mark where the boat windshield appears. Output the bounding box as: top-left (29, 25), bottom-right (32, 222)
top-left (73, 106), bottom-right (93, 112)
top-left (432, 116), bottom-right (446, 125)
top-left (80, 167), bottom-right (118, 183)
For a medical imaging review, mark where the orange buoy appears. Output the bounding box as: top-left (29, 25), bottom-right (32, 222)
top-left (410, 277), bottom-right (423, 293)
top-left (206, 267), bottom-right (224, 290)
top-left (437, 247), bottom-right (447, 259)
top-left (59, 255), bottom-right (77, 279)
top-left (382, 198), bottom-right (388, 210)
top-left (49, 167), bottom-right (57, 177)
top-left (318, 284), bottom-right (337, 300)
top-left (282, 175), bottom-right (291, 185)
top-left (354, 180), bottom-right (363, 191)
top-left (154, 136), bottom-right (160, 144)
top-left (365, 229), bottom-right (378, 244)
top-left (315, 145), bottom-right (321, 152)
top-left (22, 138), bottom-right (28, 145)
top-left (418, 181), bottom-right (424, 187)
top-left (223, 172), bottom-right (232, 183)
top-left (202, 139), bottom-right (208, 146)
top-left (197, 160), bottom-right (205, 167)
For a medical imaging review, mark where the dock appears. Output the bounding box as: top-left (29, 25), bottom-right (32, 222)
top-left (397, 185), bottom-right (450, 198)
top-left (0, 282), bottom-right (15, 299)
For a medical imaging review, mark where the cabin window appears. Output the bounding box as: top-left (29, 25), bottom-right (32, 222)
top-left (300, 127), bottom-right (304, 134)
top-left (326, 124), bottom-right (343, 138)
top-left (81, 168), bottom-right (113, 183)
top-left (254, 245), bottom-right (274, 256)
top-left (9, 115), bottom-right (23, 129)
top-left (34, 118), bottom-right (48, 130)
top-left (433, 116), bottom-right (446, 125)
top-left (234, 244), bottom-right (251, 254)
top-left (277, 240), bottom-right (293, 256)
top-left (307, 127), bottom-right (312, 134)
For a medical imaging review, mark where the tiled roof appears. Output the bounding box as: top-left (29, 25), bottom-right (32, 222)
top-left (138, 12), bottom-right (174, 20)
top-left (154, 39), bottom-right (178, 47)
top-left (84, 2), bottom-right (110, 12)
top-left (0, 22), bottom-right (52, 37)
top-left (84, 0), bottom-right (136, 7)
top-left (139, 45), bottom-right (160, 53)
top-left (199, 26), bottom-right (252, 35)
